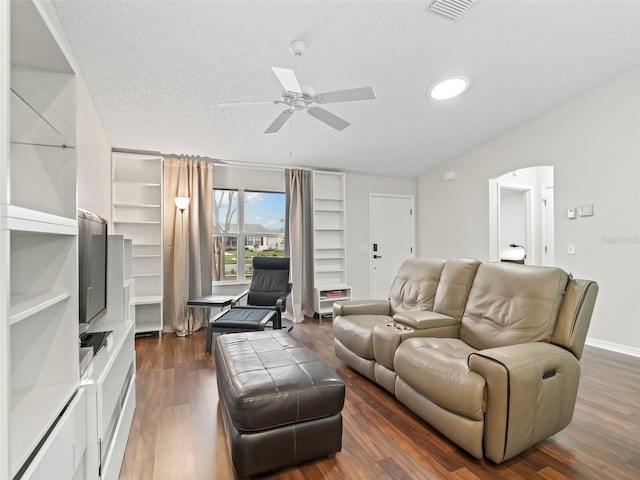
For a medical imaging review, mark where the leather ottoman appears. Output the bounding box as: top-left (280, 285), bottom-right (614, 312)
top-left (215, 330), bottom-right (345, 478)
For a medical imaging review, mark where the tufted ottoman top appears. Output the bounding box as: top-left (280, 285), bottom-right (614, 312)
top-left (215, 330), bottom-right (345, 432)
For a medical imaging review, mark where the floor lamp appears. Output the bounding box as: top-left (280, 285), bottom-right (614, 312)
top-left (174, 196), bottom-right (191, 337)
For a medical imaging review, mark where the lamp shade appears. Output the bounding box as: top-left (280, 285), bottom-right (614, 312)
top-left (174, 196), bottom-right (190, 210)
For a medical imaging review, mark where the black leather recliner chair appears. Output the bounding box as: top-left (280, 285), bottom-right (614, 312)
top-left (205, 257), bottom-right (292, 353)
top-left (228, 256), bottom-right (292, 330)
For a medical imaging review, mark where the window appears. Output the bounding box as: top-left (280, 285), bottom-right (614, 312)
top-left (213, 189), bottom-right (286, 281)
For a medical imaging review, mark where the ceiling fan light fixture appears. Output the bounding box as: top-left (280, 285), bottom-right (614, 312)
top-left (429, 76), bottom-right (470, 100)
top-left (291, 99), bottom-right (306, 110)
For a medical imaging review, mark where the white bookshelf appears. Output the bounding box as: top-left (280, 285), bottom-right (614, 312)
top-left (1, 1), bottom-right (85, 478)
top-left (312, 171), bottom-right (351, 316)
top-left (111, 152), bottom-right (164, 336)
top-left (313, 286), bottom-right (353, 317)
top-left (81, 235), bottom-right (136, 480)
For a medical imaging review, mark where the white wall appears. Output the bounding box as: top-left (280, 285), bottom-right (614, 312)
top-left (417, 68), bottom-right (640, 356)
top-left (345, 173), bottom-right (417, 300)
top-left (212, 164), bottom-right (285, 192)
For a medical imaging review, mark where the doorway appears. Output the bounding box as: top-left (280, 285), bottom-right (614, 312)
top-left (499, 187), bottom-right (531, 264)
top-left (369, 194), bottom-right (415, 299)
top-left (488, 166), bottom-right (554, 266)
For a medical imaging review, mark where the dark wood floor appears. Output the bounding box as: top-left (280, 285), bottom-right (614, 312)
top-left (119, 319), bottom-right (640, 480)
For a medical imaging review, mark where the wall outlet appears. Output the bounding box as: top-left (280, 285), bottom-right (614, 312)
top-left (567, 243), bottom-right (576, 255)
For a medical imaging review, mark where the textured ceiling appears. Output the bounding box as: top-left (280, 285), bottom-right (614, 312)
top-left (53, 0), bottom-right (640, 178)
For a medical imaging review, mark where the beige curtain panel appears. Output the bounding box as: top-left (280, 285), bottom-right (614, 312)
top-left (285, 168), bottom-right (314, 322)
top-left (163, 158), bottom-right (213, 334)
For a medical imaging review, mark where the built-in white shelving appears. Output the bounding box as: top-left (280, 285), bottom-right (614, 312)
top-left (9, 291), bottom-right (71, 325)
top-left (111, 152), bottom-right (164, 335)
top-left (313, 285), bottom-right (353, 318)
top-left (312, 171), bottom-right (351, 316)
top-left (81, 235), bottom-right (136, 480)
top-left (2, 1), bottom-right (85, 478)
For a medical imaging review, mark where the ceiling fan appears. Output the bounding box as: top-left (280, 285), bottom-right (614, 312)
top-left (223, 41), bottom-right (377, 134)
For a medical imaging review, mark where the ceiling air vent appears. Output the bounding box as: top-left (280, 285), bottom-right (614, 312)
top-left (429, 0), bottom-right (476, 21)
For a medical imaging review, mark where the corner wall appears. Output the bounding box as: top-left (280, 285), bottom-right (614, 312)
top-left (417, 68), bottom-right (640, 355)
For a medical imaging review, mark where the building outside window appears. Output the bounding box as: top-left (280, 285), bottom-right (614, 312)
top-left (213, 189), bottom-right (286, 281)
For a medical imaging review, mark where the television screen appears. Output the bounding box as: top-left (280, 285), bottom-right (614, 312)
top-left (78, 209), bottom-right (108, 332)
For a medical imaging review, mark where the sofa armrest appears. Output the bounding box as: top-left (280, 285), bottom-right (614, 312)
top-left (393, 310), bottom-right (459, 331)
top-left (468, 343), bottom-right (581, 463)
top-left (333, 300), bottom-right (391, 317)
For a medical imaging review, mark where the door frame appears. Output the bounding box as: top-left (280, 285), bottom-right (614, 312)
top-left (540, 185), bottom-right (555, 266)
top-left (368, 193), bottom-right (416, 298)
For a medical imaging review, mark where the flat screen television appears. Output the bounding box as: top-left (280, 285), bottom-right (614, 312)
top-left (78, 208), bottom-right (108, 334)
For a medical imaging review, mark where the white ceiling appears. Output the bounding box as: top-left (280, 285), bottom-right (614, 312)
top-left (52, 0), bottom-right (640, 178)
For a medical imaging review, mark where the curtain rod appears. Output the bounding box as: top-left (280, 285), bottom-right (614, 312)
top-left (112, 147), bottom-right (312, 172)
top-left (166, 155), bottom-right (313, 173)
top-left (214, 162), bottom-right (312, 173)
top-left (113, 147), bottom-right (229, 164)
top-left (112, 147), bottom-right (163, 156)
top-left (161, 152), bottom-right (221, 162)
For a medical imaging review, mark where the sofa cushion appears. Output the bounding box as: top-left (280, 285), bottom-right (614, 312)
top-left (394, 337), bottom-right (485, 421)
top-left (333, 314), bottom-right (389, 360)
top-left (460, 262), bottom-right (569, 350)
top-left (389, 259), bottom-right (445, 313)
top-left (433, 258), bottom-right (480, 320)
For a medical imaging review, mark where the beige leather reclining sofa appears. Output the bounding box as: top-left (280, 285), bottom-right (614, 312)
top-left (333, 258), bottom-right (598, 463)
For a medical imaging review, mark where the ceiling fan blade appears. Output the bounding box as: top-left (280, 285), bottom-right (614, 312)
top-left (316, 86), bottom-right (376, 104)
top-left (307, 107), bottom-right (350, 131)
top-left (271, 67), bottom-right (302, 95)
top-left (265, 109), bottom-right (294, 134)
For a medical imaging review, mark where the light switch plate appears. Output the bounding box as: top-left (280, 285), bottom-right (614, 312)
top-left (567, 208), bottom-right (576, 219)
top-left (567, 243), bottom-right (576, 255)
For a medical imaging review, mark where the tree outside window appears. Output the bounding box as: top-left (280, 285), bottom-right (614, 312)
top-left (213, 189), bottom-right (285, 281)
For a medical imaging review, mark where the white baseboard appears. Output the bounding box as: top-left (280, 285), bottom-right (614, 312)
top-left (585, 337), bottom-right (640, 358)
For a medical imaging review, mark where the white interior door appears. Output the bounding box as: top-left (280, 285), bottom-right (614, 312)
top-left (370, 194), bottom-right (414, 299)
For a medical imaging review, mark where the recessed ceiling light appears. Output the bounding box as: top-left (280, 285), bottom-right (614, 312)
top-left (429, 77), bottom-right (469, 100)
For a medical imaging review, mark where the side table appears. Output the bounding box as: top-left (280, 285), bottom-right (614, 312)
top-left (186, 294), bottom-right (234, 341)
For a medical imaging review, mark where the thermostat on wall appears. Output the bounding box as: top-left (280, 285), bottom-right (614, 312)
top-left (567, 208), bottom-right (577, 219)
top-left (580, 204), bottom-right (594, 217)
